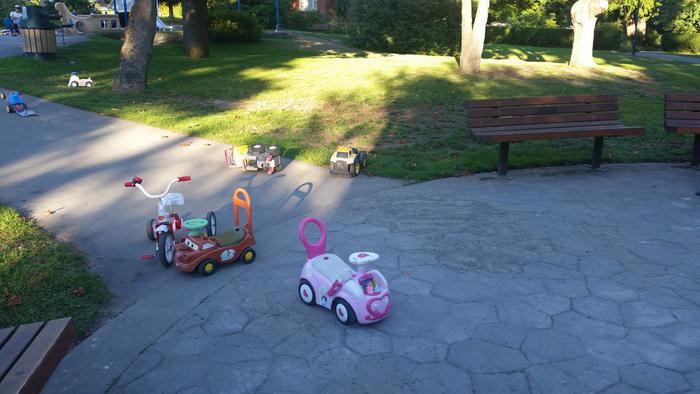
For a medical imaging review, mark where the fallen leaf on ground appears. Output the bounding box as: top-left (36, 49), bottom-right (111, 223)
top-left (73, 287), bottom-right (86, 297)
top-left (7, 294), bottom-right (22, 307)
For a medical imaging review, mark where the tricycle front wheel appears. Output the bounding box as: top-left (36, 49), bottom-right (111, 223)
top-left (157, 232), bottom-right (174, 268)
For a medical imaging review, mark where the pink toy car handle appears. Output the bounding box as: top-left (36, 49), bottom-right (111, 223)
top-left (299, 217), bottom-right (326, 260)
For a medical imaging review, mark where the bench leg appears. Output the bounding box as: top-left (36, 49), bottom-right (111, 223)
top-left (498, 142), bottom-right (510, 176)
top-left (692, 134), bottom-right (700, 167)
top-left (592, 137), bottom-right (604, 170)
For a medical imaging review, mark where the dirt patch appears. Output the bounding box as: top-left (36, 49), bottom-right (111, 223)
top-left (291, 33), bottom-right (355, 54)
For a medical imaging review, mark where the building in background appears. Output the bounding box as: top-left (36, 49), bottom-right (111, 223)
top-left (291, 0), bottom-right (336, 19)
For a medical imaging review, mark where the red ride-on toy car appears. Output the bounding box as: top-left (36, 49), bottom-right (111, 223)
top-left (173, 188), bottom-right (256, 276)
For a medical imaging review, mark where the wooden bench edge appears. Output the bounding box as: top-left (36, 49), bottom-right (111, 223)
top-left (0, 318), bottom-right (76, 394)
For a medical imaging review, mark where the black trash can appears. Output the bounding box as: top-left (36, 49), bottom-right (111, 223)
top-left (20, 6), bottom-right (57, 60)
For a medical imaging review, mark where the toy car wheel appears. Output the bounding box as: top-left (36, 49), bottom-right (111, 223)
top-left (268, 146), bottom-right (280, 156)
top-left (349, 163), bottom-right (358, 177)
top-left (85, 81), bottom-right (93, 87)
top-left (70, 81), bottom-right (79, 88)
top-left (240, 248), bottom-right (256, 264)
top-left (206, 211), bottom-right (217, 236)
top-left (146, 219), bottom-right (157, 241)
top-left (298, 280), bottom-right (315, 305)
top-left (250, 144), bottom-right (264, 154)
top-left (198, 259), bottom-right (218, 276)
top-left (0, 92), bottom-right (6, 99)
top-left (157, 232), bottom-right (175, 268)
top-left (333, 299), bottom-right (357, 325)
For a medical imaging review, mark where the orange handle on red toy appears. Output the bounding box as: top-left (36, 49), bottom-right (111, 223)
top-left (232, 188), bottom-right (252, 232)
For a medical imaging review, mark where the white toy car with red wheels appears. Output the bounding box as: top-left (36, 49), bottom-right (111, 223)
top-left (68, 72), bottom-right (93, 88)
top-left (224, 144), bottom-right (282, 175)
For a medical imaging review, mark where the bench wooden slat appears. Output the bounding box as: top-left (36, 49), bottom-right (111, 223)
top-left (665, 111), bottom-right (700, 121)
top-left (472, 120), bottom-right (620, 133)
top-left (472, 122), bottom-right (625, 138)
top-left (466, 94), bottom-right (616, 109)
top-left (472, 125), bottom-right (644, 143)
top-left (666, 124), bottom-right (700, 134)
top-left (0, 318), bottom-right (76, 394)
top-left (666, 102), bottom-right (700, 112)
top-left (467, 102), bottom-right (618, 118)
top-left (0, 322), bottom-right (43, 381)
top-left (468, 112), bottom-right (618, 128)
top-left (666, 93), bottom-right (700, 103)
top-left (0, 328), bottom-right (15, 349)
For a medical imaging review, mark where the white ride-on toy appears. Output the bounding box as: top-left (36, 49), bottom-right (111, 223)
top-left (68, 72), bottom-right (93, 88)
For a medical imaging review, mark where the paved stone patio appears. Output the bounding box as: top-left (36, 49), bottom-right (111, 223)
top-left (1, 94), bottom-right (699, 393)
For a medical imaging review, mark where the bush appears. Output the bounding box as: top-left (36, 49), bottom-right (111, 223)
top-left (661, 32), bottom-right (700, 53)
top-left (485, 24), bottom-right (622, 50)
top-left (209, 9), bottom-right (263, 43)
top-left (594, 22), bottom-right (623, 50)
top-left (645, 28), bottom-right (662, 48)
top-left (284, 10), bottom-right (321, 30)
top-left (349, 0), bottom-right (461, 56)
top-left (655, 0), bottom-right (700, 34)
top-left (486, 25), bottom-right (571, 48)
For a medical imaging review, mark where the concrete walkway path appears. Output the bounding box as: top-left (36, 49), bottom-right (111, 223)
top-left (0, 33), bottom-right (87, 58)
top-left (634, 51), bottom-right (700, 64)
top-left (1, 93), bottom-right (700, 393)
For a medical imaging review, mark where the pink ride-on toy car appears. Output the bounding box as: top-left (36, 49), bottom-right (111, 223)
top-left (298, 217), bottom-right (391, 325)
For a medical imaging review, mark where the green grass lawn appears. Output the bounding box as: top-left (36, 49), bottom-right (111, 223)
top-left (0, 206), bottom-right (110, 336)
top-left (0, 36), bottom-right (698, 180)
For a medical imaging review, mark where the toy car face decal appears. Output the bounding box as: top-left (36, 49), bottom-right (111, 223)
top-left (185, 239), bottom-right (199, 251)
top-left (220, 249), bottom-right (235, 262)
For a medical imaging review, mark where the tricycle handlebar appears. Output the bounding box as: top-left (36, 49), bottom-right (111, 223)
top-left (124, 176), bottom-right (189, 199)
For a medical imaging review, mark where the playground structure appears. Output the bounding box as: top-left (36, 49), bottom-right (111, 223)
top-left (55, 2), bottom-right (172, 34)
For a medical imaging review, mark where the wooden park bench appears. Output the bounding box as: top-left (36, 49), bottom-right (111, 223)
top-left (0, 318), bottom-right (76, 394)
top-left (665, 93), bottom-right (700, 166)
top-left (310, 23), bottom-right (330, 31)
top-left (466, 95), bottom-right (645, 175)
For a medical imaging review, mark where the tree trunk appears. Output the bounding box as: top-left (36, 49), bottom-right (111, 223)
top-left (113, 0), bottom-right (157, 92)
top-left (168, 4), bottom-right (174, 21)
top-left (183, 0), bottom-right (209, 58)
top-left (459, 0), bottom-right (490, 75)
top-left (570, 0), bottom-right (608, 67)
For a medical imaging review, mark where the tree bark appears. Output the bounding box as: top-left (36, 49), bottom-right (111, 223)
top-left (183, 0), bottom-right (209, 58)
top-left (113, 0), bottom-right (158, 92)
top-left (459, 0), bottom-right (490, 75)
top-left (168, 4), bottom-right (174, 20)
top-left (569, 0), bottom-right (608, 67)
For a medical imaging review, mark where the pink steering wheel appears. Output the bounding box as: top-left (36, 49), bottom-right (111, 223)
top-left (299, 217), bottom-right (326, 260)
